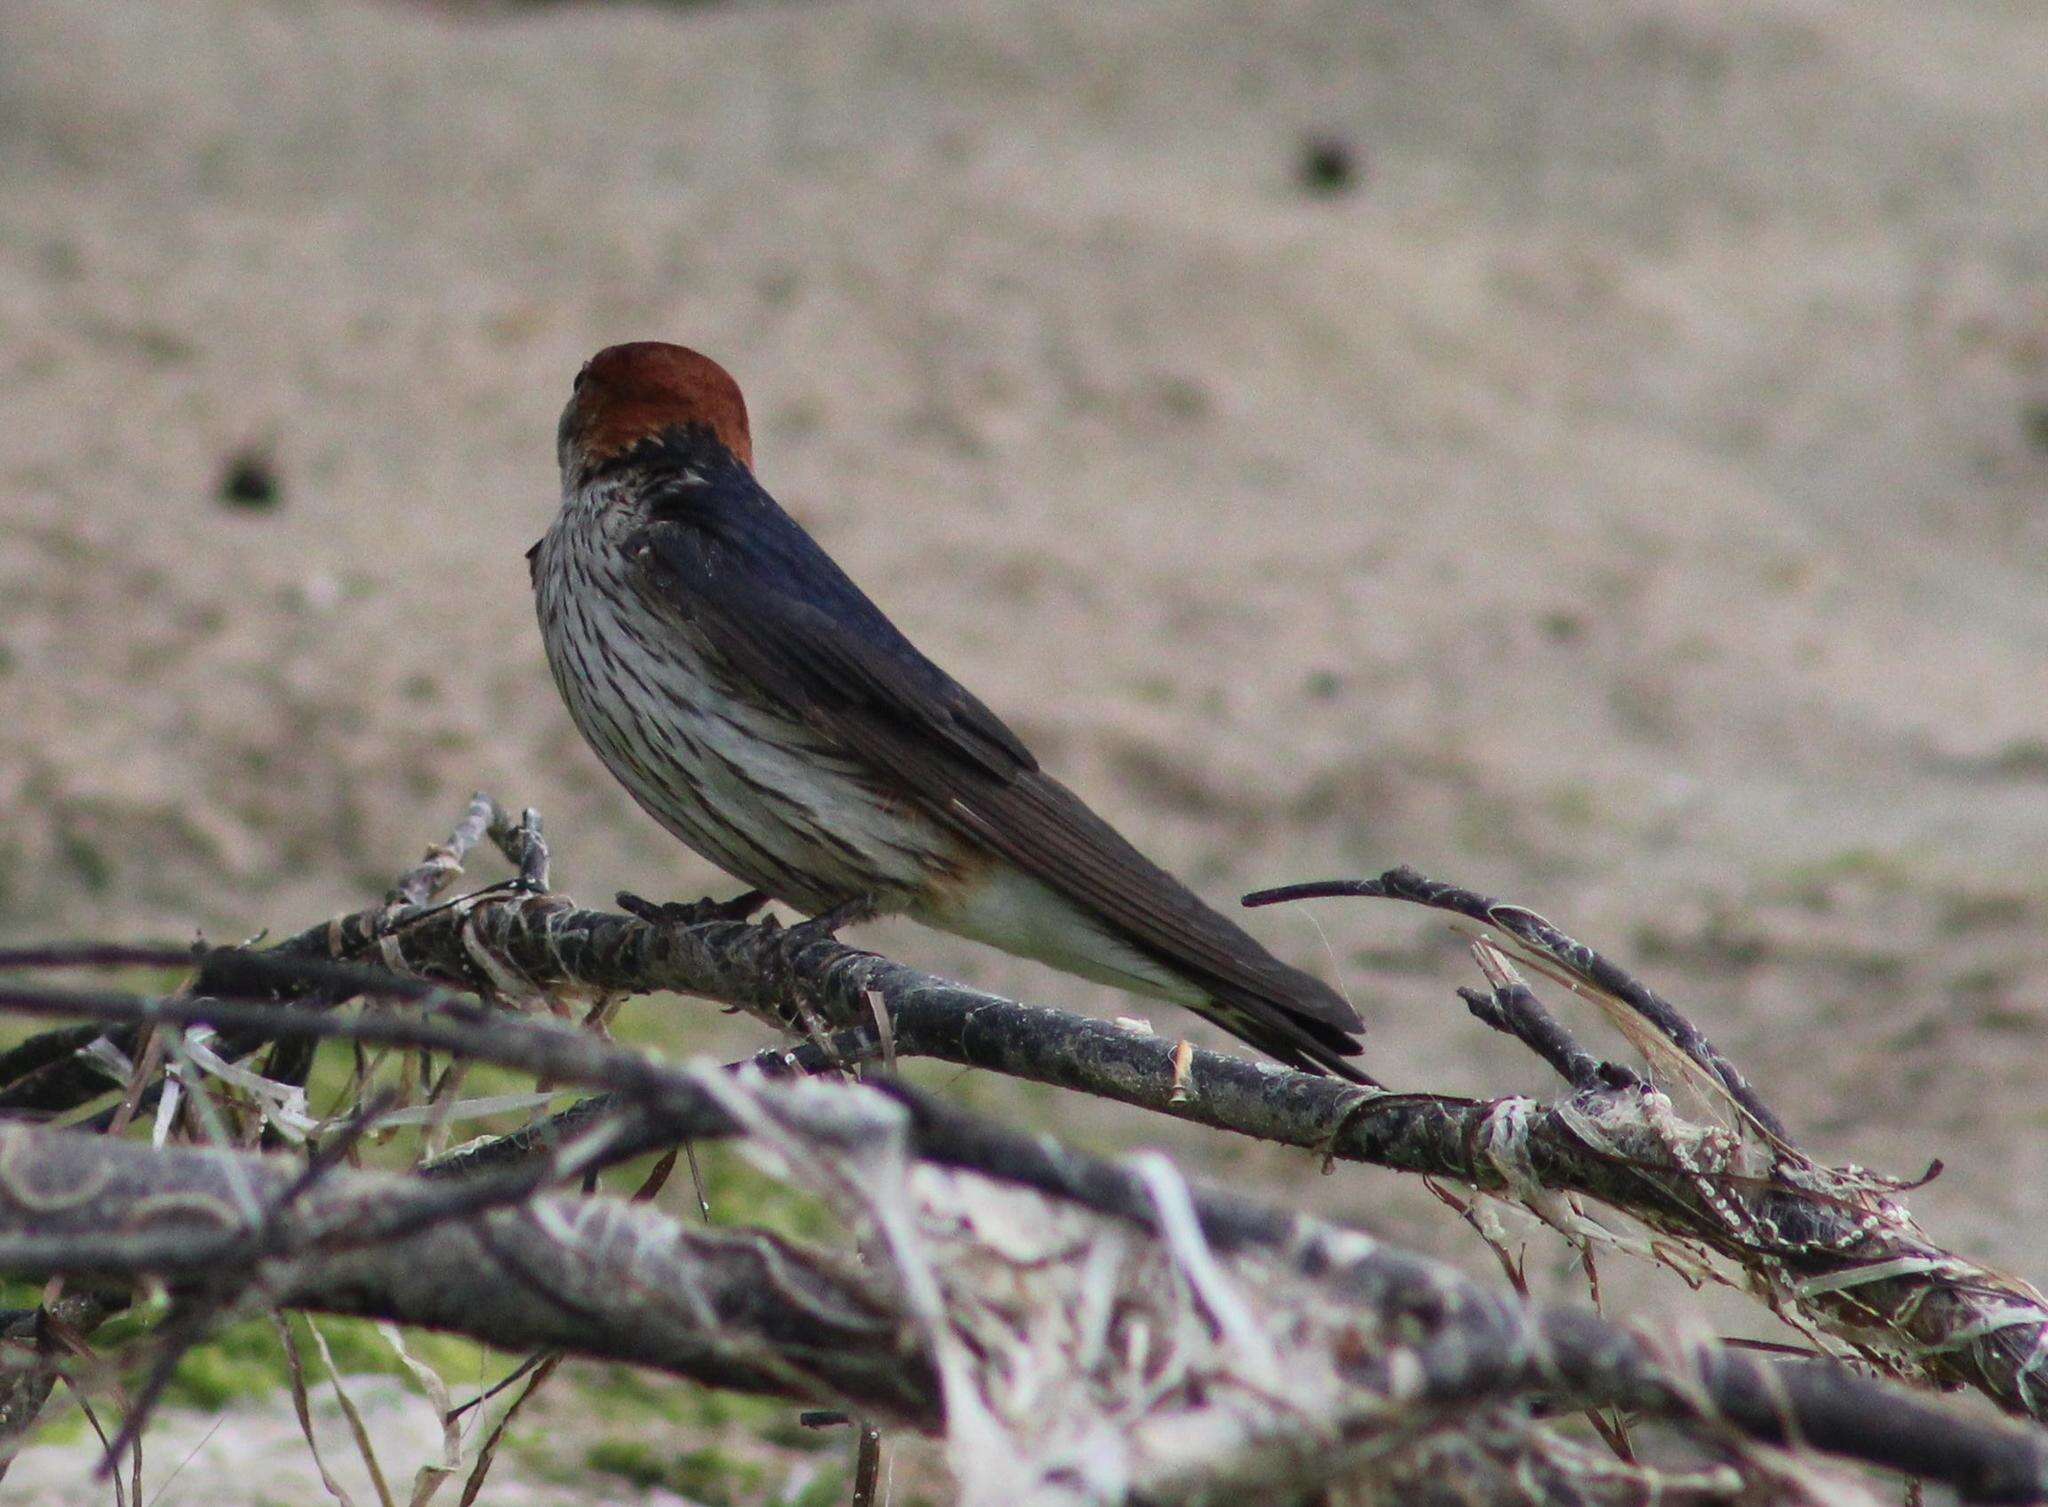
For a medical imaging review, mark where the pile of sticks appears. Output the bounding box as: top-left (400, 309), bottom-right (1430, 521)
top-left (0, 795), bottom-right (2042, 1505)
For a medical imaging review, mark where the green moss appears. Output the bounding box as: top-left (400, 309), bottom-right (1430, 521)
top-left (28, 1404), bottom-right (91, 1448)
top-left (589, 1433), bottom-right (819, 1498)
top-left (78, 1308), bottom-right (513, 1409)
top-left (166, 1328), bottom-right (287, 1409)
top-left (757, 1413), bottom-right (848, 1452)
top-left (684, 1142), bottom-right (845, 1246)
top-left (1939, 891), bottom-right (2033, 934)
top-left (508, 1428), bottom-right (594, 1489)
top-left (670, 1447), bottom-right (768, 1505)
top-left (694, 1388), bottom-right (793, 1433)
top-left (584, 1439), bottom-right (775, 1503)
top-left (82, 1292), bottom-right (165, 1352)
top-left (579, 1365), bottom-right (803, 1438)
top-left (289, 1313), bottom-right (492, 1390)
top-left (1543, 782), bottom-right (1600, 831)
top-left (585, 1437), bottom-right (668, 1489)
top-left (583, 1364), bottom-right (696, 1425)
top-left (57, 829), bottom-right (115, 893)
top-left (777, 1465), bottom-right (850, 1507)
top-left (1773, 846), bottom-right (1916, 901)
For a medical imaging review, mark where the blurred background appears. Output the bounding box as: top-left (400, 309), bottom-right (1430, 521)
top-left (3, 0), bottom-right (2045, 1499)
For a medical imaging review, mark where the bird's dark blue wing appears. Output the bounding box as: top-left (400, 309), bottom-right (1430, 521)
top-left (628, 458), bottom-right (1366, 1070)
top-left (633, 458), bottom-right (1035, 783)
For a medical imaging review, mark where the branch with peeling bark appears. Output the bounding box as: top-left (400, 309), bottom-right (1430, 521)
top-left (1, 796), bottom-right (2045, 1504)
top-left (19, 834), bottom-right (2021, 1423)
top-left (0, 1122), bottom-right (936, 1422)
top-left (2, 1072), bottom-right (2043, 1504)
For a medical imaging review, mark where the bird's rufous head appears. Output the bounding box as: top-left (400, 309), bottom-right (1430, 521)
top-left (557, 342), bottom-right (753, 482)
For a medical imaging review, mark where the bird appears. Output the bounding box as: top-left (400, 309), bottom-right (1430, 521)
top-left (529, 341), bottom-right (1369, 1080)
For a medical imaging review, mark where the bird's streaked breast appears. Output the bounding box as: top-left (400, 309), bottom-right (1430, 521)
top-left (533, 483), bottom-right (956, 912)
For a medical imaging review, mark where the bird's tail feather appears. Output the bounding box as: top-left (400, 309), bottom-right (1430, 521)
top-left (1196, 986), bottom-right (1380, 1085)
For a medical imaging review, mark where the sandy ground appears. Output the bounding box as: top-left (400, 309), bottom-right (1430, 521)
top-left (3, 0), bottom-right (2046, 1499)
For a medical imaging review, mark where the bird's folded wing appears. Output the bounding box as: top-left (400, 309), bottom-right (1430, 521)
top-left (638, 512), bottom-right (1362, 1039)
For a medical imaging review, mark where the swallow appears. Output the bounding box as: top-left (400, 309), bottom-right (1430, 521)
top-left (530, 342), bottom-right (1368, 1079)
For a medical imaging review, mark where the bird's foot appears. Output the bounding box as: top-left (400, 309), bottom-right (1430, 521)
top-left (781, 896), bottom-right (877, 946)
top-left (617, 889), bottom-right (771, 927)
top-left (754, 897), bottom-right (877, 1041)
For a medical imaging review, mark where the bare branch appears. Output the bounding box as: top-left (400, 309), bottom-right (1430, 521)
top-left (4, 877), bottom-right (2046, 1428)
top-left (1247, 867), bottom-right (1788, 1139)
top-left (0, 1122), bottom-right (940, 1424)
top-left (2, 1018), bottom-right (2044, 1501)
top-left (5, 1085), bottom-right (2044, 1504)
top-left (2, 804), bottom-right (2046, 1502)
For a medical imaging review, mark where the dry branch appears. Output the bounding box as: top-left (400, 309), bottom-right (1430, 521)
top-left (0, 964), bottom-right (2044, 1500)
top-left (35, 862), bottom-right (2026, 1425)
top-left (0, 1077), bottom-right (2034, 1505)
top-left (0, 1121), bottom-right (937, 1423)
top-left (2, 799), bottom-right (2046, 1503)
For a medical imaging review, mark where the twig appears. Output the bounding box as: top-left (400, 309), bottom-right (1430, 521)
top-left (487, 806), bottom-right (550, 895)
top-left (387, 792), bottom-right (500, 909)
top-left (850, 1425), bottom-right (882, 1507)
top-left (455, 1352), bottom-right (560, 1507)
top-left (1458, 940), bottom-right (1623, 1092)
top-left (277, 1314), bottom-right (359, 1507)
top-left (1246, 867), bottom-right (1789, 1140)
